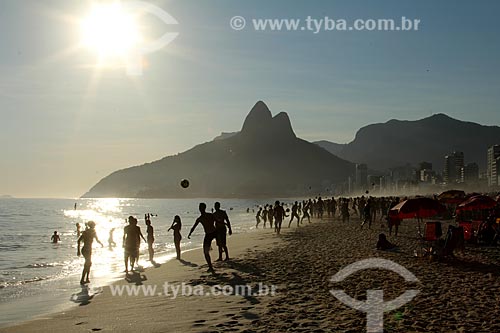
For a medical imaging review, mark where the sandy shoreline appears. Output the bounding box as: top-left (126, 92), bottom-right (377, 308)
top-left (0, 227), bottom-right (284, 333)
top-left (2, 217), bottom-right (500, 332)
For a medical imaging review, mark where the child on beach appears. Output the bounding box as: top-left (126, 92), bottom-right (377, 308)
top-left (168, 215), bottom-right (182, 260)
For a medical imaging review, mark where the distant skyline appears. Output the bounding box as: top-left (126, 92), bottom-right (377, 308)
top-left (1, 0), bottom-right (500, 197)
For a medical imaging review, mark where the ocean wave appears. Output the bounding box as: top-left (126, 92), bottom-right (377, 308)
top-left (0, 277), bottom-right (47, 288)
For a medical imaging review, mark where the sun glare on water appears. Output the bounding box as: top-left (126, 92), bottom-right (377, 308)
top-left (80, 2), bottom-right (141, 63)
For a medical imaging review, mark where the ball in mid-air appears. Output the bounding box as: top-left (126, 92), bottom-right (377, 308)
top-left (180, 179), bottom-right (190, 189)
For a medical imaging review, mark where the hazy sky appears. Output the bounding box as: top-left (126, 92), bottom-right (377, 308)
top-left (1, 0), bottom-right (500, 197)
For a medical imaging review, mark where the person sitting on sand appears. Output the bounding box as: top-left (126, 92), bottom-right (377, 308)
top-left (123, 216), bottom-right (146, 275)
top-left (51, 231), bottom-right (61, 243)
top-left (77, 221), bottom-right (103, 284)
top-left (214, 202), bottom-right (232, 262)
top-left (188, 203), bottom-right (217, 273)
top-left (168, 215), bottom-right (182, 260)
top-left (376, 233), bottom-right (396, 251)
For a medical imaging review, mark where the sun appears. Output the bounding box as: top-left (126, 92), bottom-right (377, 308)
top-left (80, 2), bottom-right (141, 60)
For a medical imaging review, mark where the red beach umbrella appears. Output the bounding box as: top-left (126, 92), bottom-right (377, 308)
top-left (390, 197), bottom-right (446, 220)
top-left (437, 190), bottom-right (466, 204)
top-left (456, 195), bottom-right (497, 211)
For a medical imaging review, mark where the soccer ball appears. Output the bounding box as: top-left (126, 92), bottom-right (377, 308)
top-left (180, 179), bottom-right (190, 188)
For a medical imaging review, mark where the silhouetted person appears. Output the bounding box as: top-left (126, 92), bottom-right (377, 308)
top-left (361, 199), bottom-right (372, 229)
top-left (268, 205), bottom-right (274, 228)
top-left (108, 228), bottom-right (116, 248)
top-left (77, 221), bottom-right (103, 284)
top-left (51, 231), bottom-right (60, 243)
top-left (188, 203), bottom-right (216, 273)
top-left (274, 200), bottom-right (287, 235)
top-left (145, 214), bottom-right (155, 263)
top-left (76, 223), bottom-right (81, 237)
top-left (288, 201), bottom-right (300, 228)
top-left (123, 216), bottom-right (146, 275)
top-left (377, 233), bottom-right (396, 250)
top-left (214, 202), bottom-right (232, 261)
top-left (74, 203), bottom-right (77, 210)
top-left (301, 200), bottom-right (311, 223)
top-left (255, 207), bottom-right (262, 228)
top-left (168, 215), bottom-right (182, 260)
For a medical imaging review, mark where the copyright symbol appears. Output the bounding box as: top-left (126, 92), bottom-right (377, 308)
top-left (230, 16), bottom-right (246, 30)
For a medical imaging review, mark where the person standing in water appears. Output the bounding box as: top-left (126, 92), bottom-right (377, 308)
top-left (51, 231), bottom-right (61, 243)
top-left (213, 202), bottom-right (232, 262)
top-left (188, 203), bottom-right (217, 273)
top-left (145, 214), bottom-right (155, 263)
top-left (108, 228), bottom-right (116, 248)
top-left (77, 221), bottom-right (103, 285)
top-left (168, 215), bottom-right (182, 260)
top-left (123, 216), bottom-right (146, 275)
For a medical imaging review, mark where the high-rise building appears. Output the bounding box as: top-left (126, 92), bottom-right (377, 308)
top-left (355, 163), bottom-right (368, 190)
top-left (418, 162), bottom-right (433, 183)
top-left (461, 163), bottom-right (479, 183)
top-left (487, 145), bottom-right (500, 186)
top-left (444, 151), bottom-right (464, 184)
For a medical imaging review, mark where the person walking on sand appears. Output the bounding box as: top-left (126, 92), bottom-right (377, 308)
top-left (51, 231), bottom-right (61, 243)
top-left (188, 203), bottom-right (217, 273)
top-left (274, 200), bottom-right (287, 235)
top-left (341, 199), bottom-right (350, 223)
top-left (77, 221), bottom-right (103, 284)
top-left (262, 205), bottom-right (268, 228)
top-left (301, 200), bottom-right (311, 224)
top-left (288, 201), bottom-right (301, 228)
top-left (145, 214), bottom-right (155, 263)
top-left (361, 199), bottom-right (372, 229)
top-left (168, 215), bottom-right (182, 260)
top-left (123, 216), bottom-right (146, 275)
top-left (255, 207), bottom-right (262, 229)
top-left (268, 204), bottom-right (274, 229)
top-left (213, 202), bottom-right (232, 262)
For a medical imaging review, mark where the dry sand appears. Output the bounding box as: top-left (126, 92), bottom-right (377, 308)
top-left (2, 217), bottom-right (500, 332)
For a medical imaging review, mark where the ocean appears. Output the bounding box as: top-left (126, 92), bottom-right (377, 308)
top-left (0, 198), bottom-right (275, 327)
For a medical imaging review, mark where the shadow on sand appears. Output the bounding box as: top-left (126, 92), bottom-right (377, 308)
top-left (70, 285), bottom-right (95, 306)
top-left (125, 271), bottom-right (148, 285)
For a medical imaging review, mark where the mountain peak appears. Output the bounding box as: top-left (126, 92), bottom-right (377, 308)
top-left (240, 101), bottom-right (296, 140)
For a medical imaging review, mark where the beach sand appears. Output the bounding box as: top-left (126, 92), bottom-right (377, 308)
top-left (2, 218), bottom-right (500, 332)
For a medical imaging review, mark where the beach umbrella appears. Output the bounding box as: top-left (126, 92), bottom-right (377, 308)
top-left (437, 190), bottom-right (465, 204)
top-left (456, 195), bottom-right (497, 211)
top-left (389, 197), bottom-right (446, 220)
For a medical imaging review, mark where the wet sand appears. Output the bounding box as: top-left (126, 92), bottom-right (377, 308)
top-left (2, 217), bottom-right (500, 332)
